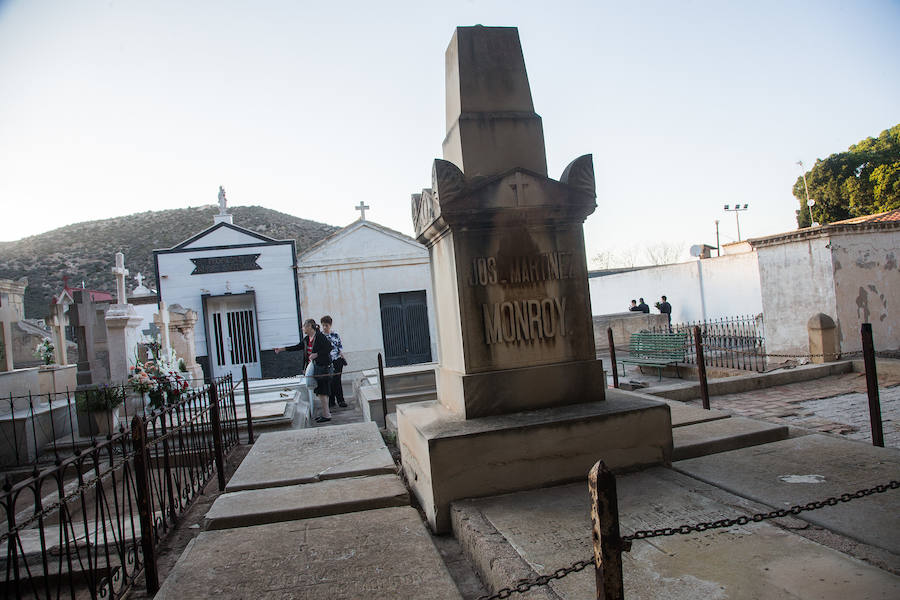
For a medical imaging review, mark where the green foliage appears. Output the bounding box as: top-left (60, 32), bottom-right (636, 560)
top-left (794, 125), bottom-right (900, 227)
top-left (75, 385), bottom-right (125, 413)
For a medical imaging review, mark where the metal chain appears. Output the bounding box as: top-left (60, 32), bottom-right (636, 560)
top-left (624, 479), bottom-right (899, 542)
top-left (479, 559), bottom-right (594, 600)
top-left (478, 479), bottom-right (898, 600)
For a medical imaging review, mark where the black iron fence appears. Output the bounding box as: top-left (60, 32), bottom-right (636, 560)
top-left (650, 314), bottom-right (766, 372)
top-left (1, 374), bottom-right (242, 599)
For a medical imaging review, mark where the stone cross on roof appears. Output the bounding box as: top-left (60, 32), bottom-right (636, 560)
top-left (134, 272), bottom-right (145, 288)
top-left (355, 201), bottom-right (370, 221)
top-left (111, 252), bottom-right (129, 305)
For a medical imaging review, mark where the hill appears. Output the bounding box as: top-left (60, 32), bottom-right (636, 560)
top-left (0, 205), bottom-right (339, 318)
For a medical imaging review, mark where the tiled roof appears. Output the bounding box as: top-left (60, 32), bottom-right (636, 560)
top-left (830, 208), bottom-right (900, 225)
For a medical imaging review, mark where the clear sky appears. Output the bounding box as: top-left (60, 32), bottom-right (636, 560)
top-left (1, 0), bottom-right (898, 265)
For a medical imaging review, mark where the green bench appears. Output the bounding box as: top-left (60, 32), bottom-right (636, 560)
top-left (619, 332), bottom-right (688, 381)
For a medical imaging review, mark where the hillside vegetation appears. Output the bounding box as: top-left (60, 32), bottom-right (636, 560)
top-left (0, 205), bottom-right (338, 318)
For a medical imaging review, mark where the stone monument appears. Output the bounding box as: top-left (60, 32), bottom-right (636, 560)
top-left (398, 26), bottom-right (672, 532)
top-left (105, 253), bottom-right (143, 383)
top-left (153, 303), bottom-right (204, 383)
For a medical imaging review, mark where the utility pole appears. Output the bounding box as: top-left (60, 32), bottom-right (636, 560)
top-left (715, 220), bottom-right (720, 256)
top-left (797, 160), bottom-right (817, 227)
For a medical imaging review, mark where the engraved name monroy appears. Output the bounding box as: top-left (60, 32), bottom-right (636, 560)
top-left (482, 297), bottom-right (567, 345)
top-left (467, 252), bottom-right (575, 287)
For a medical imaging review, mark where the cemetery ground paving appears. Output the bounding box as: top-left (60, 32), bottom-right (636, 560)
top-left (681, 371), bottom-right (900, 449)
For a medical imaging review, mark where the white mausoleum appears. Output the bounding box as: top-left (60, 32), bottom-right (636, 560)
top-left (297, 216), bottom-right (437, 371)
top-left (154, 194), bottom-right (300, 381)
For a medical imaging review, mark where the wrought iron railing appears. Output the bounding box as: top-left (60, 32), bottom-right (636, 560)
top-left (650, 314), bottom-right (766, 372)
top-left (1, 374), bottom-right (241, 599)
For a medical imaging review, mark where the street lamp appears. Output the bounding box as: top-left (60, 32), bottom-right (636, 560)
top-left (723, 204), bottom-right (749, 242)
top-left (796, 160), bottom-right (819, 227)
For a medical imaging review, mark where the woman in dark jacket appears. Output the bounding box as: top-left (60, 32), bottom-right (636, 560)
top-left (276, 319), bottom-right (333, 422)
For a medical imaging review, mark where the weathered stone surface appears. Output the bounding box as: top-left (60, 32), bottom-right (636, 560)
top-left (205, 474), bottom-right (409, 530)
top-left (675, 434), bottom-right (900, 553)
top-left (672, 415), bottom-right (789, 460)
top-left (398, 391), bottom-right (672, 532)
top-left (454, 467), bottom-right (900, 599)
top-left (225, 422), bottom-right (394, 492)
top-left (664, 399), bottom-right (730, 427)
top-left (157, 507), bottom-right (463, 600)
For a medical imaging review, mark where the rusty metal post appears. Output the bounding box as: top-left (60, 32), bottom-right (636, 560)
top-left (694, 326), bottom-right (710, 410)
top-left (208, 382), bottom-right (227, 491)
top-left (131, 415), bottom-right (159, 593)
top-left (242, 364), bottom-right (254, 444)
top-left (589, 460), bottom-right (626, 600)
top-left (861, 323), bottom-right (884, 447)
top-left (377, 353), bottom-right (388, 429)
top-left (607, 328), bottom-right (619, 389)
top-left (159, 410), bottom-right (176, 522)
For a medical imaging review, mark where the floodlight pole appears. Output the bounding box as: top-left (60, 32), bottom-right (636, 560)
top-left (723, 205), bottom-right (749, 242)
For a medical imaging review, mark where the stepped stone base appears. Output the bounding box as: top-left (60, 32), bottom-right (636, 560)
top-left (397, 390), bottom-right (672, 533)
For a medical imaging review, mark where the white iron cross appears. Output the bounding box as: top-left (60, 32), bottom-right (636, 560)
top-left (111, 252), bottom-right (129, 305)
top-left (355, 201), bottom-right (370, 221)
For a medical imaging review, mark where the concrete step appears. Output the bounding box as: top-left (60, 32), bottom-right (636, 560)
top-left (672, 416), bottom-right (789, 461)
top-left (204, 474), bottom-right (409, 530)
top-left (359, 384), bottom-right (437, 427)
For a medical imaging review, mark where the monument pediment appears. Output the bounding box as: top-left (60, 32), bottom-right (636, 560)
top-left (413, 155), bottom-right (597, 241)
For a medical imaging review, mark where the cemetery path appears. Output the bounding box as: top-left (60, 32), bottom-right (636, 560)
top-left (682, 372), bottom-right (900, 448)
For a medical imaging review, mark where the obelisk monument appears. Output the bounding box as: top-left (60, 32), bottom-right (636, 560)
top-left (399, 26), bottom-right (672, 532)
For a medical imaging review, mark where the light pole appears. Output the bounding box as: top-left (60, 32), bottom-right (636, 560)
top-left (796, 160), bottom-right (817, 227)
top-left (723, 204), bottom-right (749, 242)
top-left (715, 219), bottom-right (720, 256)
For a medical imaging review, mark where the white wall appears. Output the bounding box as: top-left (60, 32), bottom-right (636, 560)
top-left (589, 253), bottom-right (762, 324)
top-left (829, 230), bottom-right (900, 353)
top-left (756, 236), bottom-right (837, 358)
top-left (156, 243), bottom-right (299, 357)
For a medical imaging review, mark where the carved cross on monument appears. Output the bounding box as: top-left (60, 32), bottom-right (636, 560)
top-left (355, 201), bottom-right (370, 221)
top-left (111, 252), bottom-right (129, 305)
top-left (134, 272), bottom-right (145, 288)
top-left (508, 172), bottom-right (529, 204)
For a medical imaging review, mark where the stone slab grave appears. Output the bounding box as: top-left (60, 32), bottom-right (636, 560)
top-left (225, 421), bottom-right (395, 492)
top-left (205, 474), bottom-right (409, 530)
top-left (452, 467), bottom-right (900, 599)
top-left (399, 25), bottom-right (672, 533)
top-left (156, 507), bottom-right (462, 600)
top-left (672, 415), bottom-right (790, 460)
top-left (663, 398), bottom-right (730, 427)
top-left (675, 433), bottom-right (900, 554)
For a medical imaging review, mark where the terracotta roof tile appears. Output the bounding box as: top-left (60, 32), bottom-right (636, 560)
top-left (830, 209), bottom-right (900, 225)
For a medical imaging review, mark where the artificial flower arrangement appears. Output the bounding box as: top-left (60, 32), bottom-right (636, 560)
top-left (33, 337), bottom-right (55, 365)
top-left (128, 335), bottom-right (190, 409)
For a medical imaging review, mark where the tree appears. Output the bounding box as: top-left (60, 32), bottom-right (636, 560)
top-left (794, 124), bottom-right (900, 227)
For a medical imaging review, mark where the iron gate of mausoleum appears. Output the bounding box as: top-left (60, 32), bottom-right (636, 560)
top-left (379, 290), bottom-right (432, 367)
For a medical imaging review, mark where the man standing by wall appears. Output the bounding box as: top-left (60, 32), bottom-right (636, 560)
top-left (657, 295), bottom-right (672, 324)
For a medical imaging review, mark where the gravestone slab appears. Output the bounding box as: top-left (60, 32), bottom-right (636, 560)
top-left (205, 474), bottom-right (409, 530)
top-left (675, 434), bottom-right (900, 553)
top-left (157, 506), bottom-right (463, 600)
top-left (454, 468), bottom-right (899, 599)
top-left (225, 421), bottom-right (395, 492)
top-left (672, 415), bottom-right (789, 460)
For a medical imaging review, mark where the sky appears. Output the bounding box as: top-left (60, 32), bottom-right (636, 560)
top-left (1, 0), bottom-right (898, 266)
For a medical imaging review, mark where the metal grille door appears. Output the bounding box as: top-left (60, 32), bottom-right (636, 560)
top-left (379, 291), bottom-right (432, 367)
top-left (207, 295), bottom-right (261, 380)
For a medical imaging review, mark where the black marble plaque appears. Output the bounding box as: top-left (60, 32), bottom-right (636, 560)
top-left (191, 254), bottom-right (261, 275)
